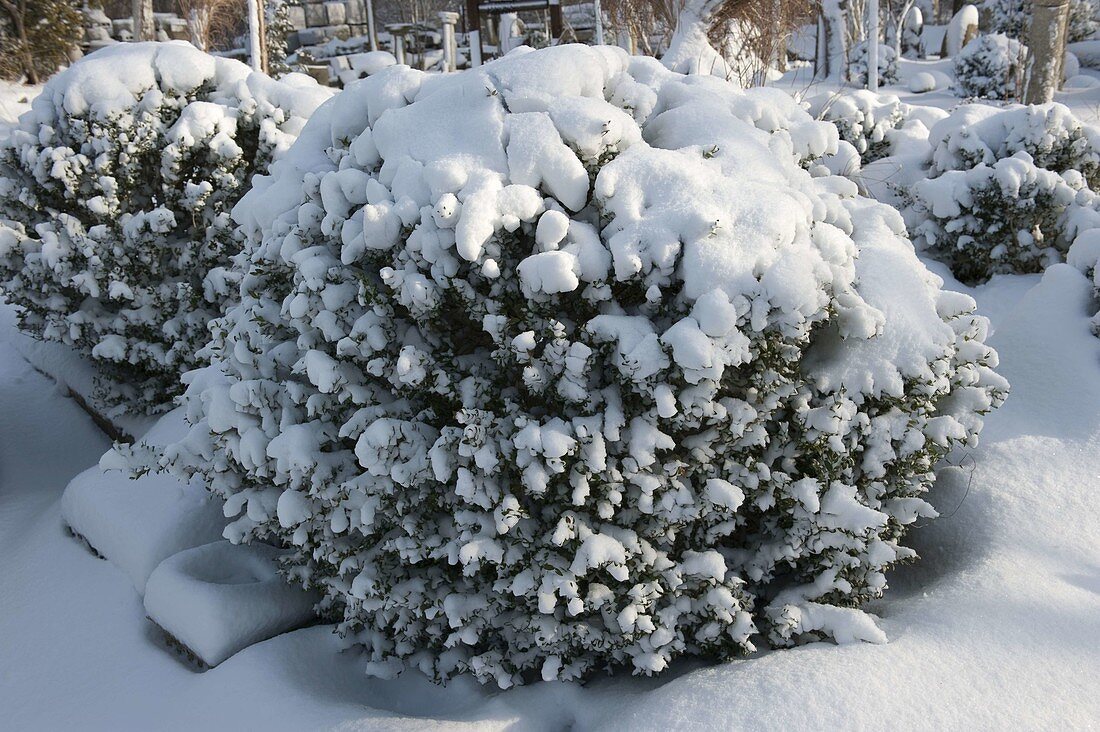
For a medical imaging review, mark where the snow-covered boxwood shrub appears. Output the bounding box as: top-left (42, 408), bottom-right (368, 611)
top-left (848, 41), bottom-right (899, 87)
top-left (129, 45), bottom-right (1006, 687)
top-left (807, 90), bottom-right (907, 164)
top-left (953, 34), bottom-right (1027, 100)
top-left (905, 103), bottom-right (1100, 282)
top-left (0, 42), bottom-right (330, 412)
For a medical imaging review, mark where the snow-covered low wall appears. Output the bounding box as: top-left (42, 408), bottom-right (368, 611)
top-left (144, 541), bottom-right (320, 667)
top-left (63, 410), bottom-right (226, 594)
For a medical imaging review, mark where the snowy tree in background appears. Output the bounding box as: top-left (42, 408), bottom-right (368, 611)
top-left (953, 33), bottom-right (1027, 100)
top-left (127, 45), bottom-right (1006, 687)
top-left (266, 0), bottom-right (299, 76)
top-left (847, 40), bottom-right (899, 87)
top-left (0, 0), bottom-right (82, 83)
top-left (905, 103), bottom-right (1100, 283)
top-left (984, 0), bottom-right (1098, 44)
top-left (0, 42), bottom-right (330, 412)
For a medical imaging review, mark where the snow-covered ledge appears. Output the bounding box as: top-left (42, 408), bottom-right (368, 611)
top-left (63, 409), bottom-right (227, 594)
top-left (1, 303), bottom-right (156, 442)
top-left (144, 541), bottom-right (320, 668)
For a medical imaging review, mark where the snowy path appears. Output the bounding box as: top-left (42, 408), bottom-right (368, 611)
top-left (3, 265), bottom-right (1100, 730)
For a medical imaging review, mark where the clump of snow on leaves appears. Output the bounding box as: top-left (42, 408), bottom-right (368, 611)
top-left (125, 44), bottom-right (1007, 687)
top-left (807, 90), bottom-right (909, 165)
top-left (847, 41), bottom-right (899, 89)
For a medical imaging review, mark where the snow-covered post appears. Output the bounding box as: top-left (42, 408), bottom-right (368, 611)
top-left (499, 13), bottom-right (518, 54)
top-left (439, 11), bottom-right (459, 71)
top-left (594, 0), bottom-right (604, 45)
top-left (187, 8), bottom-right (208, 50)
top-left (868, 0), bottom-right (879, 90)
top-left (943, 4), bottom-right (978, 57)
top-left (1024, 0), bottom-right (1071, 103)
top-left (389, 24), bottom-right (407, 65)
top-left (366, 0), bottom-right (378, 51)
top-left (248, 0), bottom-right (268, 73)
top-left (131, 0), bottom-right (154, 41)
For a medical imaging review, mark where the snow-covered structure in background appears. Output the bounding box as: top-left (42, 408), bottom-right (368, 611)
top-left (943, 5), bottom-right (979, 57)
top-left (905, 103), bottom-right (1100, 283)
top-left (953, 34), bottom-right (1027, 100)
top-left (0, 43), bottom-right (331, 412)
top-left (130, 44), bottom-right (1006, 687)
top-left (847, 41), bottom-right (899, 88)
top-left (808, 91), bottom-right (907, 164)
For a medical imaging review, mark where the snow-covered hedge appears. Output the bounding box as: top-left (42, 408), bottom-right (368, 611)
top-left (129, 45), bottom-right (1007, 687)
top-left (953, 34), bottom-right (1027, 100)
top-left (0, 42), bottom-right (330, 412)
top-left (848, 41), bottom-right (899, 88)
top-left (905, 103), bottom-right (1100, 282)
top-left (808, 90), bottom-right (907, 164)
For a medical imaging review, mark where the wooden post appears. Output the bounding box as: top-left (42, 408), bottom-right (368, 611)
top-left (549, 0), bottom-right (562, 42)
top-left (466, 0), bottom-right (482, 66)
top-left (1023, 0), bottom-right (1070, 103)
top-left (593, 0), bottom-right (604, 45)
top-left (248, 0), bottom-right (268, 73)
top-left (132, 0), bottom-right (154, 41)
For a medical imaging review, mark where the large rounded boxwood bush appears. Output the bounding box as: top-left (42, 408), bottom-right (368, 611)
top-left (0, 42), bottom-right (330, 412)
top-left (132, 45), bottom-right (1006, 686)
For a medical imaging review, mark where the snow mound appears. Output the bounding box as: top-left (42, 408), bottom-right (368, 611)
top-left (144, 540), bottom-right (320, 667)
top-left (62, 409), bottom-right (225, 593)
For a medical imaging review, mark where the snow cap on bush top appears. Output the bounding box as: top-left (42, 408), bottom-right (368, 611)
top-left (158, 44), bottom-right (1006, 687)
top-left (32, 41), bottom-right (328, 140)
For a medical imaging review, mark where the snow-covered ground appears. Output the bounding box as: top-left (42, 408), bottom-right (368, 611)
top-left (0, 80), bottom-right (39, 124)
top-left (3, 59), bottom-right (1100, 729)
top-left (3, 257), bottom-right (1099, 729)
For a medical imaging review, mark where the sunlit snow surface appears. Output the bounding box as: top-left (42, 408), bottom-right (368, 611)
top-left (2, 61), bottom-right (1100, 729)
